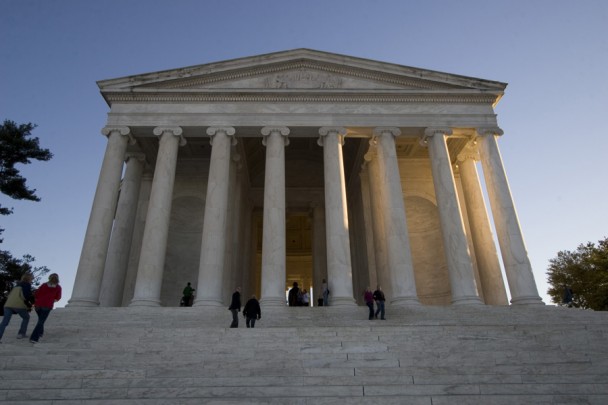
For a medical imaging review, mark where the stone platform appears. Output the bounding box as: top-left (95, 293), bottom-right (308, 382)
top-left (1, 304), bottom-right (607, 404)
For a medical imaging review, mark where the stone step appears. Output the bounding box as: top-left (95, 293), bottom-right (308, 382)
top-left (0, 305), bottom-right (607, 403)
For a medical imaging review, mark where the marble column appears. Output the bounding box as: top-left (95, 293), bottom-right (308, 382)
top-left (365, 147), bottom-right (390, 298)
top-left (457, 146), bottom-right (508, 305)
top-left (373, 127), bottom-right (420, 306)
top-left (259, 126), bottom-right (290, 307)
top-left (477, 128), bottom-right (543, 305)
top-left (194, 127), bottom-right (236, 307)
top-left (318, 127), bottom-right (356, 306)
top-left (130, 127), bottom-right (185, 307)
top-left (422, 127), bottom-right (482, 305)
top-left (68, 126), bottom-right (132, 307)
top-left (311, 202), bottom-right (327, 305)
top-left (99, 153), bottom-right (146, 307)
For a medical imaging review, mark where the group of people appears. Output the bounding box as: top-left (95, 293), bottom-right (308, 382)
top-left (219, 280), bottom-right (387, 328)
top-left (363, 285), bottom-right (386, 320)
top-left (228, 287), bottom-right (261, 328)
top-left (0, 273), bottom-right (62, 344)
top-left (287, 282), bottom-right (310, 307)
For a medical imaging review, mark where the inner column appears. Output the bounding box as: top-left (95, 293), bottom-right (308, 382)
top-left (422, 127), bottom-right (482, 305)
top-left (318, 127), bottom-right (356, 306)
top-left (259, 126), bottom-right (290, 307)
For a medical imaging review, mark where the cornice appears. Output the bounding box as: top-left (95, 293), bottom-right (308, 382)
top-left (103, 91), bottom-right (498, 104)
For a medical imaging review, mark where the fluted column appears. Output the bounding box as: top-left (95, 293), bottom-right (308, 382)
top-left (457, 146), bottom-right (508, 305)
top-left (373, 128), bottom-right (420, 306)
top-left (318, 127), bottom-right (356, 306)
top-left (99, 153), bottom-right (146, 307)
top-left (130, 127), bottom-right (185, 307)
top-left (194, 127), bottom-right (236, 307)
top-left (68, 126), bottom-right (132, 307)
top-left (477, 128), bottom-right (543, 305)
top-left (422, 127), bottom-right (482, 305)
top-left (365, 147), bottom-right (390, 297)
top-left (259, 126), bottom-right (290, 307)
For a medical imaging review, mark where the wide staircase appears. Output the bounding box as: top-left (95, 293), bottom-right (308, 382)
top-left (1, 304), bottom-right (607, 404)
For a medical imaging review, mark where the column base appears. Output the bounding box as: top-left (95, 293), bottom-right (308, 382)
top-left (451, 296), bottom-right (483, 305)
top-left (129, 298), bottom-right (161, 307)
top-left (66, 298), bottom-right (99, 307)
top-left (259, 297), bottom-right (287, 308)
top-left (193, 298), bottom-right (224, 307)
top-left (327, 296), bottom-right (357, 307)
top-left (510, 295), bottom-right (545, 305)
top-left (390, 296), bottom-right (421, 307)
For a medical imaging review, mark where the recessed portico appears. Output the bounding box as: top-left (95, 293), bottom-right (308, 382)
top-left (68, 49), bottom-right (543, 308)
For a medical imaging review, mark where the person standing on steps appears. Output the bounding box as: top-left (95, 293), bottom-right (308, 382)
top-left (242, 294), bottom-right (261, 328)
top-left (29, 273), bottom-right (62, 344)
top-left (0, 273), bottom-right (34, 343)
top-left (288, 282), bottom-right (300, 307)
top-left (373, 285), bottom-right (386, 320)
top-left (301, 289), bottom-right (310, 307)
top-left (322, 279), bottom-right (329, 306)
top-left (181, 282), bottom-right (195, 307)
top-left (364, 286), bottom-right (374, 320)
top-left (228, 287), bottom-right (241, 328)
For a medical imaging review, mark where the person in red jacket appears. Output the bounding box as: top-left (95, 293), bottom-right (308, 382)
top-left (29, 273), bottom-right (61, 344)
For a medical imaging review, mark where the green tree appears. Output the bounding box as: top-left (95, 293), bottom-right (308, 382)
top-left (0, 120), bottom-right (53, 308)
top-left (546, 237), bottom-right (608, 310)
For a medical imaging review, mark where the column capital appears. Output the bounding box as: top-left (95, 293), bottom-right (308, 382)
top-left (101, 126), bottom-right (135, 145)
top-left (318, 126), bottom-right (347, 137)
top-left (318, 126), bottom-right (347, 147)
top-left (261, 126), bottom-right (290, 146)
top-left (420, 127), bottom-right (453, 146)
top-left (207, 126), bottom-right (237, 146)
top-left (456, 142), bottom-right (481, 163)
top-left (153, 126), bottom-right (186, 146)
top-left (372, 126), bottom-right (401, 138)
top-left (125, 152), bottom-right (147, 165)
top-left (476, 127), bottom-right (504, 137)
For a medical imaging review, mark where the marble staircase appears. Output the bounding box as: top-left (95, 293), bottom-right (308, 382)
top-left (1, 304), bottom-right (607, 404)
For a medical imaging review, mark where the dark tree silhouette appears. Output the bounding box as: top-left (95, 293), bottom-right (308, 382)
top-left (547, 237), bottom-right (608, 310)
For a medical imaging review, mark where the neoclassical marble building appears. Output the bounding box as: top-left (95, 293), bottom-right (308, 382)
top-left (68, 49), bottom-right (543, 308)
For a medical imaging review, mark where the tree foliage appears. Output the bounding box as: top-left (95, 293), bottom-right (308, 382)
top-left (546, 237), bottom-right (608, 310)
top-left (0, 120), bottom-right (53, 307)
top-left (0, 120), bottom-right (53, 215)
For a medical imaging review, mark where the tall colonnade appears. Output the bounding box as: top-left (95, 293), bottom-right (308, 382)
top-left (68, 49), bottom-right (543, 309)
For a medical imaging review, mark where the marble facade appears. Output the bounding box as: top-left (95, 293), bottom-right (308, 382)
top-left (68, 49), bottom-right (543, 308)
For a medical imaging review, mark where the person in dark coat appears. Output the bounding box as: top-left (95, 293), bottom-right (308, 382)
top-left (373, 285), bottom-right (386, 320)
top-left (242, 295), bottom-right (261, 328)
top-left (288, 282), bottom-right (300, 307)
top-left (228, 287), bottom-right (241, 328)
top-left (181, 282), bottom-right (195, 307)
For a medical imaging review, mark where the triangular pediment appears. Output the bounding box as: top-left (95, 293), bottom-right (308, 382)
top-left (98, 49), bottom-right (506, 104)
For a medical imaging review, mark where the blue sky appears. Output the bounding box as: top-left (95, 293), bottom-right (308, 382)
top-left (1, 0), bottom-right (606, 307)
